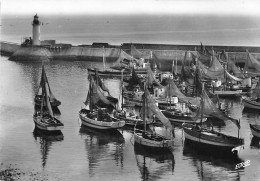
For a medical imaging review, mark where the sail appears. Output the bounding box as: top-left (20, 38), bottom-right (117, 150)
top-left (145, 89), bottom-right (172, 130)
top-left (252, 77), bottom-right (260, 97)
top-left (197, 61), bottom-right (224, 81)
top-left (180, 51), bottom-right (196, 84)
top-left (244, 51), bottom-right (260, 73)
top-left (219, 51), bottom-right (245, 78)
top-left (44, 83), bottom-right (54, 118)
top-left (202, 90), bottom-right (240, 128)
top-left (93, 70), bottom-right (111, 96)
top-left (197, 51), bottom-right (212, 67)
top-left (127, 68), bottom-right (143, 89)
top-left (208, 56), bottom-right (224, 72)
top-left (225, 70), bottom-right (247, 82)
top-left (146, 66), bottom-right (163, 88)
top-left (227, 59), bottom-right (245, 78)
top-left (41, 73), bottom-right (54, 118)
top-left (164, 78), bottom-right (200, 106)
top-left (39, 66), bottom-right (60, 104)
top-left (88, 74), bottom-right (117, 109)
top-left (113, 49), bottom-right (135, 66)
top-left (130, 44), bottom-right (151, 59)
top-left (150, 52), bottom-right (162, 70)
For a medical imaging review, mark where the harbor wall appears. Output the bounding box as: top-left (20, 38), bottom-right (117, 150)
top-left (1, 41), bottom-right (260, 67)
top-left (0, 41), bottom-right (20, 56)
top-left (10, 47), bottom-right (52, 61)
top-left (51, 47), bottom-right (120, 61)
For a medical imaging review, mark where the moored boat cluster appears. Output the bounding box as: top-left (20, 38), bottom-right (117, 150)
top-left (33, 44), bottom-right (260, 158)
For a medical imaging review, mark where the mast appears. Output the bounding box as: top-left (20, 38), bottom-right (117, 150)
top-left (169, 78), bottom-right (171, 110)
top-left (200, 82), bottom-right (205, 125)
top-left (89, 76), bottom-right (93, 111)
top-left (175, 57), bottom-right (177, 75)
top-left (143, 83), bottom-right (146, 133)
top-left (172, 59), bottom-right (174, 75)
top-left (121, 69), bottom-right (124, 110)
top-left (103, 46), bottom-right (106, 70)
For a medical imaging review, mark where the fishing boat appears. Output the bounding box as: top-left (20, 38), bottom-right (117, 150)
top-left (182, 82), bottom-right (244, 155)
top-left (243, 97), bottom-right (260, 110)
top-left (87, 67), bottom-right (131, 78)
top-left (161, 109), bottom-right (206, 124)
top-left (33, 67), bottom-right (64, 131)
top-left (79, 73), bottom-right (125, 130)
top-left (34, 66), bottom-right (61, 108)
top-left (249, 124), bottom-right (260, 138)
top-left (242, 76), bottom-right (260, 110)
top-left (134, 86), bottom-right (174, 150)
top-left (213, 90), bottom-right (242, 97)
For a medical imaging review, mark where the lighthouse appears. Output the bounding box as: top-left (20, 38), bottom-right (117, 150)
top-left (32, 14), bottom-right (41, 46)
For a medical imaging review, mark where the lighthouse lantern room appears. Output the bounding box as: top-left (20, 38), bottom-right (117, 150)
top-left (32, 14), bottom-right (41, 46)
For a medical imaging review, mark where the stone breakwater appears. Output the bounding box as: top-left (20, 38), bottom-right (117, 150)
top-left (1, 41), bottom-right (260, 67)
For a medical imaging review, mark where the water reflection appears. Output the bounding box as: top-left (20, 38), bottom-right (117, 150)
top-left (33, 127), bottom-right (64, 168)
top-left (79, 127), bottom-right (125, 177)
top-left (134, 144), bottom-right (175, 181)
top-left (183, 140), bottom-right (243, 181)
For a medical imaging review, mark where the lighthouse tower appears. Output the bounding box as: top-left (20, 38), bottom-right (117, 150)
top-left (32, 14), bottom-right (41, 46)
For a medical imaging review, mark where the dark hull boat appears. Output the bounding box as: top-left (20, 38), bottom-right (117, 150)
top-left (33, 66), bottom-right (64, 132)
top-left (134, 87), bottom-right (174, 151)
top-left (182, 123), bottom-right (244, 155)
top-left (242, 97), bottom-right (260, 110)
top-left (182, 82), bottom-right (244, 156)
top-left (250, 124), bottom-right (260, 138)
top-left (33, 114), bottom-right (64, 131)
top-left (161, 109), bottom-right (206, 124)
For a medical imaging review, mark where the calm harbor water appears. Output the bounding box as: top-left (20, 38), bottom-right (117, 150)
top-left (0, 55), bottom-right (260, 180)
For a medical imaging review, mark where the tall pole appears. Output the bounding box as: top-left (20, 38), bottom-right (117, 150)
top-left (103, 46), bottom-right (106, 70)
top-left (143, 84), bottom-right (146, 133)
top-left (200, 82), bottom-right (204, 125)
top-left (121, 69), bottom-right (124, 110)
top-left (175, 57), bottom-right (177, 75)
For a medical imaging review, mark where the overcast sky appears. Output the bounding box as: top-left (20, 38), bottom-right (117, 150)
top-left (1, 0), bottom-right (260, 16)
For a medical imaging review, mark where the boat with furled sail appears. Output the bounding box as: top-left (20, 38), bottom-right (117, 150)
top-left (34, 66), bottom-right (61, 109)
top-left (134, 85), bottom-right (174, 151)
top-left (33, 66), bottom-right (64, 131)
top-left (182, 82), bottom-right (244, 155)
top-left (79, 72), bottom-right (125, 130)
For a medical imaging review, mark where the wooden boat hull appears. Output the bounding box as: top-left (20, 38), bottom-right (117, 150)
top-left (250, 124), bottom-right (260, 138)
top-left (243, 98), bottom-right (260, 110)
top-left (134, 132), bottom-right (174, 149)
top-left (87, 68), bottom-right (131, 78)
top-left (230, 86), bottom-right (251, 92)
top-left (79, 110), bottom-right (125, 130)
top-left (213, 90), bottom-right (242, 97)
top-left (33, 116), bottom-right (64, 131)
top-left (182, 123), bottom-right (244, 153)
top-left (124, 96), bottom-right (142, 106)
top-left (161, 110), bottom-right (206, 124)
top-left (117, 116), bottom-right (145, 127)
